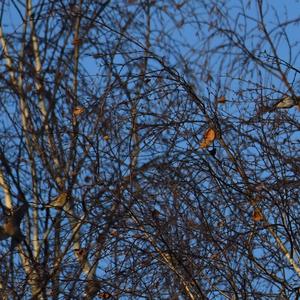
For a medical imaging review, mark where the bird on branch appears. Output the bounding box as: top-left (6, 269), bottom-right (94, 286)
top-left (275, 95), bottom-right (300, 109)
top-left (44, 192), bottom-right (70, 209)
top-left (0, 203), bottom-right (28, 250)
top-left (245, 94), bottom-right (299, 124)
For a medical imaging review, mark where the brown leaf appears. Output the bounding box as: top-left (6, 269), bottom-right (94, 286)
top-left (75, 248), bottom-right (88, 257)
top-left (200, 128), bottom-right (216, 148)
top-left (252, 208), bottom-right (263, 222)
top-left (73, 106), bottom-right (85, 116)
top-left (111, 230), bottom-right (118, 237)
top-left (98, 292), bottom-right (112, 299)
top-left (217, 96), bottom-right (226, 104)
top-left (187, 220), bottom-right (198, 228)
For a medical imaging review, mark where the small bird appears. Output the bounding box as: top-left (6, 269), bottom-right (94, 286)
top-left (276, 95), bottom-right (299, 109)
top-left (0, 203), bottom-right (28, 249)
top-left (245, 95), bottom-right (299, 124)
top-left (44, 192), bottom-right (69, 209)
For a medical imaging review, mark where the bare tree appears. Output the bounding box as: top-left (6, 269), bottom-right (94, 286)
top-left (0, 0), bottom-right (299, 299)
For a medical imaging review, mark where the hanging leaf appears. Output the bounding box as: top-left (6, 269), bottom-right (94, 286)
top-left (98, 292), bottom-right (112, 299)
top-left (75, 248), bottom-right (87, 258)
top-left (252, 208), bottom-right (263, 222)
top-left (111, 230), bottom-right (118, 237)
top-left (103, 135), bottom-right (110, 141)
top-left (73, 106), bottom-right (85, 116)
top-left (75, 248), bottom-right (88, 264)
top-left (200, 128), bottom-right (216, 148)
top-left (217, 96), bottom-right (226, 104)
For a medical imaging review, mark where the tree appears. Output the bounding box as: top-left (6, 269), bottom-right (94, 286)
top-left (0, 0), bottom-right (299, 299)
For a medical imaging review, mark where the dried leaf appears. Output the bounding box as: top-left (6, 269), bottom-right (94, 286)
top-left (111, 230), bottom-right (118, 237)
top-left (98, 292), bottom-right (112, 299)
top-left (75, 248), bottom-right (88, 265)
top-left (103, 135), bottom-right (109, 141)
top-left (73, 106), bottom-right (85, 116)
top-left (217, 96), bottom-right (226, 104)
top-left (187, 220), bottom-right (198, 228)
top-left (75, 248), bottom-right (88, 257)
top-left (200, 128), bottom-right (216, 148)
top-left (252, 209), bottom-right (263, 222)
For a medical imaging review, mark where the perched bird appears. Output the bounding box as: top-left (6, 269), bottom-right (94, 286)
top-left (276, 95), bottom-right (299, 109)
top-left (44, 192), bottom-right (69, 209)
top-left (245, 95), bottom-right (299, 124)
top-left (0, 203), bottom-right (28, 249)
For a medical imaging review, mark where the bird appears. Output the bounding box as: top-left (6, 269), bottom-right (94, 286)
top-left (276, 95), bottom-right (299, 109)
top-left (245, 95), bottom-right (299, 124)
top-left (0, 203), bottom-right (28, 249)
top-left (44, 192), bottom-right (69, 209)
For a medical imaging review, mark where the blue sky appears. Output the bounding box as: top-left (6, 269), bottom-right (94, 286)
top-left (0, 1), bottom-right (299, 298)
